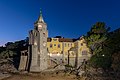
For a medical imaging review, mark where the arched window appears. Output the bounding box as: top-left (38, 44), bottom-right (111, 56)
top-left (22, 53), bottom-right (24, 56)
top-left (81, 43), bottom-right (83, 46)
top-left (54, 44), bottom-right (56, 46)
top-left (25, 52), bottom-right (28, 56)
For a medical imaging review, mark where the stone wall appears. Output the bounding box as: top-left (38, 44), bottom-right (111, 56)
top-left (19, 50), bottom-right (28, 71)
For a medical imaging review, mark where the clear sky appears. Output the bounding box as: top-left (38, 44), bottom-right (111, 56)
top-left (0, 0), bottom-right (120, 46)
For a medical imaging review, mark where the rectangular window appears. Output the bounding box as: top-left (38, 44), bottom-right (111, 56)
top-left (58, 44), bottom-right (60, 48)
top-left (53, 38), bottom-right (57, 41)
top-left (82, 50), bottom-right (87, 55)
top-left (81, 43), bottom-right (83, 46)
top-left (68, 43), bottom-right (69, 47)
top-left (50, 44), bottom-right (52, 48)
top-left (25, 52), bottom-right (28, 56)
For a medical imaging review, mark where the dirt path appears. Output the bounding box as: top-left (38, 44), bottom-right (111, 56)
top-left (4, 72), bottom-right (77, 80)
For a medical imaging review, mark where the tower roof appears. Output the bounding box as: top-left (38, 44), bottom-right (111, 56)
top-left (38, 9), bottom-right (44, 23)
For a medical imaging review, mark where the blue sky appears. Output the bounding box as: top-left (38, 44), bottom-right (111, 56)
top-left (0, 0), bottom-right (120, 46)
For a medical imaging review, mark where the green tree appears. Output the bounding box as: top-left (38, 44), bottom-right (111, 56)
top-left (86, 22), bottom-right (109, 55)
top-left (112, 52), bottom-right (120, 72)
top-left (0, 50), bottom-right (16, 59)
top-left (105, 28), bottom-right (120, 71)
top-left (90, 53), bottom-right (111, 69)
top-left (0, 37), bottom-right (29, 59)
top-left (85, 22), bottom-right (111, 69)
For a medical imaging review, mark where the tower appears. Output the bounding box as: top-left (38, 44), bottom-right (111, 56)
top-left (29, 10), bottom-right (48, 72)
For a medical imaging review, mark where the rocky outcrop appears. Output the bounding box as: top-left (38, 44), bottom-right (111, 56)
top-left (0, 58), bottom-right (18, 73)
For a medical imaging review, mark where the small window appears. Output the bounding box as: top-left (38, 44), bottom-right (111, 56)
top-left (50, 44), bottom-right (52, 48)
top-left (43, 33), bottom-right (45, 37)
top-left (68, 43), bottom-right (69, 47)
top-left (54, 44), bottom-right (56, 46)
top-left (58, 44), bottom-right (60, 48)
top-left (81, 43), bottom-right (83, 46)
top-left (71, 43), bottom-right (72, 46)
top-left (25, 52), bottom-right (28, 56)
top-left (53, 39), bottom-right (57, 41)
top-left (82, 50), bottom-right (87, 55)
top-left (22, 53), bottom-right (24, 56)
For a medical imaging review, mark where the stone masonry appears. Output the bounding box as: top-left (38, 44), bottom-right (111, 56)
top-left (28, 11), bottom-right (48, 72)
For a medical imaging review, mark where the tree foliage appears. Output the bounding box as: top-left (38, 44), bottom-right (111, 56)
top-left (86, 22), bottom-right (120, 70)
top-left (90, 53), bottom-right (111, 69)
top-left (0, 37), bottom-right (28, 59)
top-left (86, 22), bottom-right (109, 55)
top-left (112, 52), bottom-right (120, 71)
top-left (85, 22), bottom-right (111, 69)
top-left (0, 50), bottom-right (16, 59)
top-left (106, 28), bottom-right (120, 71)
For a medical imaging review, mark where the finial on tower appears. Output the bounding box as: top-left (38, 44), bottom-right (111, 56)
top-left (38, 8), bottom-right (44, 23)
top-left (40, 8), bottom-right (42, 16)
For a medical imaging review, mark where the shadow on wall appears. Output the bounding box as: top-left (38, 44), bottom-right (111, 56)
top-left (12, 51), bottom-right (21, 70)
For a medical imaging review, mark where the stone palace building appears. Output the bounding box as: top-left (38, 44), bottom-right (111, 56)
top-left (19, 11), bottom-right (91, 72)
